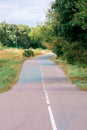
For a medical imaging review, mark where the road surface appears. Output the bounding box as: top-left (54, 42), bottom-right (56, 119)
top-left (0, 53), bottom-right (87, 130)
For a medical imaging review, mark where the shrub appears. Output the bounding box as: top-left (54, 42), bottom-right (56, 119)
top-left (0, 42), bottom-right (4, 50)
top-left (23, 49), bottom-right (34, 57)
top-left (52, 37), bottom-right (87, 65)
top-left (65, 42), bottom-right (87, 64)
top-left (52, 37), bottom-right (68, 57)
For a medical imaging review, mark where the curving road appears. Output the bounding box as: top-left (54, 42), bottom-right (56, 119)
top-left (0, 53), bottom-right (87, 130)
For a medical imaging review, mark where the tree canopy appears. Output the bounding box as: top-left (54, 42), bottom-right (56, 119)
top-left (0, 22), bottom-right (44, 49)
top-left (44, 0), bottom-right (87, 64)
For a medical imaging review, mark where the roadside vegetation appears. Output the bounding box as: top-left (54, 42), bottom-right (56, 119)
top-left (53, 57), bottom-right (87, 91)
top-left (0, 48), bottom-right (24, 93)
top-left (0, 0), bottom-right (87, 91)
top-left (45, 0), bottom-right (87, 91)
top-left (0, 48), bottom-right (48, 93)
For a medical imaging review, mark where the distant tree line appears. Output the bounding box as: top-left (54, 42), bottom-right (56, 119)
top-left (0, 22), bottom-right (44, 49)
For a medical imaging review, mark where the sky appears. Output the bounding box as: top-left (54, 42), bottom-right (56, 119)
top-left (0, 0), bottom-right (54, 27)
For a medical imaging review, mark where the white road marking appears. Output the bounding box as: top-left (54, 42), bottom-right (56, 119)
top-left (46, 99), bottom-right (50, 105)
top-left (44, 91), bottom-right (48, 96)
top-left (46, 96), bottom-right (49, 99)
top-left (48, 106), bottom-right (57, 130)
top-left (39, 61), bottom-right (57, 130)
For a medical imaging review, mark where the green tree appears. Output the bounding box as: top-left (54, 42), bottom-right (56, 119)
top-left (0, 22), bottom-right (31, 48)
top-left (0, 22), bottom-right (9, 46)
top-left (16, 25), bottom-right (31, 48)
top-left (71, 0), bottom-right (87, 47)
top-left (45, 0), bottom-right (87, 64)
top-left (29, 26), bottom-right (42, 48)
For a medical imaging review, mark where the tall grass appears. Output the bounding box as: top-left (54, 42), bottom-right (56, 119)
top-left (54, 57), bottom-right (87, 91)
top-left (68, 65), bottom-right (87, 90)
top-left (0, 48), bottom-right (25, 93)
top-left (0, 48), bottom-right (49, 93)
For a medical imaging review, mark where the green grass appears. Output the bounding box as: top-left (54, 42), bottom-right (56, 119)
top-left (68, 65), bottom-right (86, 77)
top-left (0, 62), bottom-right (16, 89)
top-left (0, 48), bottom-right (49, 93)
top-left (68, 65), bottom-right (87, 90)
top-left (0, 59), bottom-right (24, 92)
top-left (53, 57), bottom-right (87, 91)
top-left (0, 49), bottom-right (25, 93)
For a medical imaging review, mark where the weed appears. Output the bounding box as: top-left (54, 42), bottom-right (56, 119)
top-left (0, 48), bottom-right (25, 93)
top-left (0, 48), bottom-right (48, 93)
top-left (53, 57), bottom-right (87, 91)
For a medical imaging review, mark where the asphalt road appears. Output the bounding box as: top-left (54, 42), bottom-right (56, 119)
top-left (0, 53), bottom-right (87, 130)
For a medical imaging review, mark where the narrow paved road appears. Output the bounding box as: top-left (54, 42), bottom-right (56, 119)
top-left (0, 53), bottom-right (87, 130)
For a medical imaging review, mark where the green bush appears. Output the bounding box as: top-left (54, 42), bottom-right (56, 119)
top-left (0, 42), bottom-right (4, 50)
top-left (65, 42), bottom-right (87, 64)
top-left (52, 37), bottom-right (68, 57)
top-left (52, 38), bottom-right (87, 65)
top-left (52, 38), bottom-right (63, 57)
top-left (23, 49), bottom-right (34, 57)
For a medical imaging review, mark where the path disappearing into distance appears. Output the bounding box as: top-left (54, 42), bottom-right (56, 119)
top-left (0, 53), bottom-right (87, 130)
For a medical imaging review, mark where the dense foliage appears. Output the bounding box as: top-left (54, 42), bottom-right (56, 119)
top-left (0, 22), bottom-right (31, 48)
top-left (45, 0), bottom-right (87, 64)
top-left (0, 22), bottom-right (44, 49)
top-left (23, 49), bottom-right (34, 57)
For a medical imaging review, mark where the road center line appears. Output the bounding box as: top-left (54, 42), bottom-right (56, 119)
top-left (46, 95), bottom-right (49, 99)
top-left (46, 99), bottom-right (50, 105)
top-left (39, 61), bottom-right (57, 130)
top-left (48, 106), bottom-right (57, 130)
top-left (44, 90), bottom-right (48, 96)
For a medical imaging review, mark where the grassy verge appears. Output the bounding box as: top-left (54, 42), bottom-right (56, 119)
top-left (52, 57), bottom-right (87, 91)
top-left (0, 48), bottom-right (26, 93)
top-left (0, 48), bottom-right (50, 93)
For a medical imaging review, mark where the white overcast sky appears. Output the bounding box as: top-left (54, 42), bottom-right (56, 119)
top-left (0, 0), bottom-right (54, 27)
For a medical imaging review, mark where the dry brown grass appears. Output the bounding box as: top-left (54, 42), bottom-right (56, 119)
top-left (0, 48), bottom-right (26, 93)
top-left (33, 49), bottom-right (51, 56)
top-left (0, 48), bottom-right (24, 60)
top-left (0, 48), bottom-right (50, 93)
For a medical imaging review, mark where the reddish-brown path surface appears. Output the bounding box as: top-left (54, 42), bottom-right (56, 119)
top-left (0, 53), bottom-right (87, 130)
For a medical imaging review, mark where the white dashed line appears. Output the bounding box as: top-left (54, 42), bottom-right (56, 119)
top-left (46, 95), bottom-right (49, 99)
top-left (46, 99), bottom-right (50, 105)
top-left (39, 61), bottom-right (57, 130)
top-left (44, 91), bottom-right (48, 96)
top-left (48, 106), bottom-right (57, 130)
